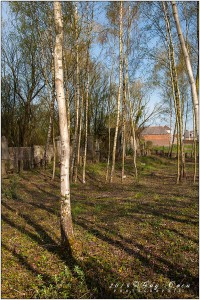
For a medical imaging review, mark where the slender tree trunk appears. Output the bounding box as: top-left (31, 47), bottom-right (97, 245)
top-left (82, 3), bottom-right (93, 184)
top-left (171, 1), bottom-right (199, 136)
top-left (82, 82), bottom-right (89, 183)
top-left (121, 76), bottom-right (126, 183)
top-left (66, 87), bottom-right (71, 139)
top-left (54, 2), bottom-right (74, 251)
top-left (196, 2), bottom-right (199, 96)
top-left (36, 21), bottom-right (54, 168)
top-left (83, 55), bottom-right (90, 184)
top-left (106, 75), bottom-right (112, 182)
top-left (163, 1), bottom-right (186, 182)
top-left (43, 96), bottom-right (54, 168)
top-left (126, 3), bottom-right (137, 179)
top-left (169, 120), bottom-right (177, 158)
top-left (129, 100), bottom-right (138, 178)
top-left (71, 2), bottom-right (80, 182)
top-left (52, 122), bottom-right (56, 181)
top-left (42, 78), bottom-right (53, 167)
top-left (184, 97), bottom-right (189, 136)
top-left (74, 93), bottom-right (83, 183)
top-left (176, 124), bottom-right (180, 184)
top-left (193, 108), bottom-right (197, 183)
top-left (168, 96), bottom-right (173, 155)
top-left (193, 1), bottom-right (199, 183)
top-left (51, 46), bottom-right (56, 180)
top-left (63, 53), bottom-right (71, 140)
top-left (110, 1), bottom-right (123, 183)
top-left (77, 93), bottom-right (83, 166)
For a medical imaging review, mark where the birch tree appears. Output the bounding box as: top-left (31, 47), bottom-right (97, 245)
top-left (53, 1), bottom-right (74, 251)
top-left (126, 3), bottom-right (138, 179)
top-left (171, 1), bottom-right (199, 136)
top-left (110, 1), bottom-right (123, 183)
top-left (162, 1), bottom-right (186, 182)
top-left (82, 3), bottom-right (93, 184)
top-left (71, 2), bottom-right (80, 182)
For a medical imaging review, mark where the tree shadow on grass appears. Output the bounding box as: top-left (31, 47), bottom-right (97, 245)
top-left (5, 184), bottom-right (60, 216)
top-left (127, 204), bottom-right (199, 226)
top-left (2, 201), bottom-right (198, 299)
top-left (2, 242), bottom-right (54, 297)
top-left (1, 202), bottom-right (129, 298)
top-left (2, 169), bottom-right (198, 298)
top-left (32, 183), bottom-right (60, 199)
top-left (159, 226), bottom-right (199, 244)
top-left (75, 217), bottom-right (199, 297)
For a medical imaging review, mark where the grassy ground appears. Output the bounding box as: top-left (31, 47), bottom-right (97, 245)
top-left (152, 143), bottom-right (197, 155)
top-left (2, 155), bottom-right (199, 299)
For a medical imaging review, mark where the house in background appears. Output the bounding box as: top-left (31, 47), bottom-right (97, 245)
top-left (183, 130), bottom-right (198, 144)
top-left (140, 126), bottom-right (171, 146)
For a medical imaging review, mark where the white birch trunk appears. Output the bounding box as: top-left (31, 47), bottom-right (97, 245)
top-left (121, 74), bottom-right (126, 183)
top-left (53, 2), bottom-right (74, 250)
top-left (74, 93), bottom-right (83, 183)
top-left (106, 74), bottom-right (112, 182)
top-left (163, 1), bottom-right (186, 182)
top-left (71, 2), bottom-right (80, 181)
top-left (43, 96), bottom-right (54, 168)
top-left (82, 3), bottom-right (93, 184)
top-left (52, 122), bottom-right (56, 181)
top-left (171, 1), bottom-right (199, 135)
top-left (83, 60), bottom-right (90, 184)
top-left (129, 100), bottom-right (138, 179)
top-left (110, 1), bottom-right (123, 183)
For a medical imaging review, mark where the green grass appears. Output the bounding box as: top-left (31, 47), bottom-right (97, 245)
top-left (86, 162), bottom-right (107, 175)
top-left (153, 143), bottom-right (198, 155)
top-left (1, 156), bottom-right (199, 299)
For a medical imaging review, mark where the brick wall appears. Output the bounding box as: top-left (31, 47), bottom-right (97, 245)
top-left (143, 134), bottom-right (171, 146)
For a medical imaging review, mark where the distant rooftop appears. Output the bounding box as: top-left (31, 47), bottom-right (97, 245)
top-left (141, 126), bottom-right (170, 135)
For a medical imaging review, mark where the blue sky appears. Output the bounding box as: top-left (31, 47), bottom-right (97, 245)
top-left (1, 1), bottom-right (195, 130)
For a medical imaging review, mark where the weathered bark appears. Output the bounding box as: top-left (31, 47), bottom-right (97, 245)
top-left (53, 1), bottom-right (74, 251)
top-left (110, 1), bottom-right (123, 183)
top-left (171, 1), bottom-right (199, 135)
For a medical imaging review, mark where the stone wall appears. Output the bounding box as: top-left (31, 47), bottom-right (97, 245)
top-left (2, 136), bottom-right (9, 176)
top-left (9, 147), bottom-right (33, 172)
top-left (1, 136), bottom-right (55, 175)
